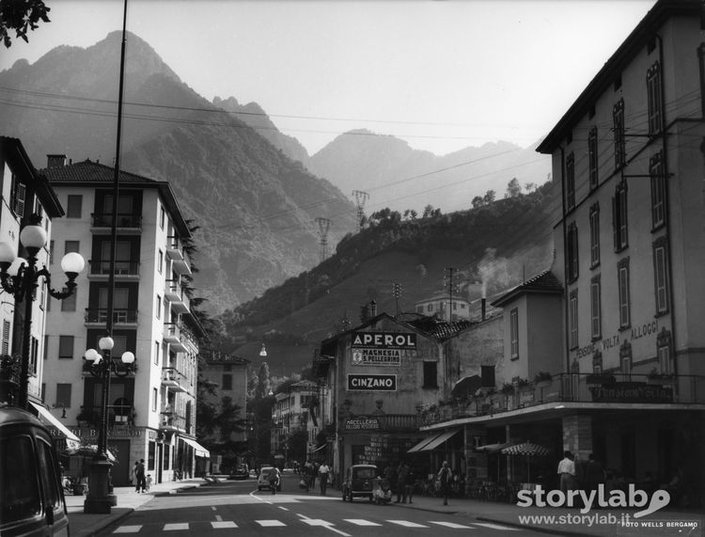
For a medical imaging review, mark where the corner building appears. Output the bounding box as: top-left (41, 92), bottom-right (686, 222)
top-left (42, 157), bottom-right (207, 486)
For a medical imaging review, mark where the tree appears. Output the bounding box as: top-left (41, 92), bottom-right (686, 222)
top-left (506, 177), bottom-right (523, 198)
top-left (483, 190), bottom-right (496, 204)
top-left (471, 196), bottom-right (484, 209)
top-left (286, 429), bottom-right (309, 463)
top-left (1, 0), bottom-right (50, 48)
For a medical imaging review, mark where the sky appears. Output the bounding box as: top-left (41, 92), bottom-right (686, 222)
top-left (0, 0), bottom-right (656, 157)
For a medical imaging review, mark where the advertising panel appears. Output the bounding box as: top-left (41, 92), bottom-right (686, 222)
top-left (347, 374), bottom-right (397, 391)
top-left (351, 331), bottom-right (417, 366)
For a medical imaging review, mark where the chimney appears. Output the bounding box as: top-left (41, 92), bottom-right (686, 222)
top-left (369, 300), bottom-right (377, 317)
top-left (46, 154), bottom-right (68, 168)
top-left (481, 298), bottom-right (486, 321)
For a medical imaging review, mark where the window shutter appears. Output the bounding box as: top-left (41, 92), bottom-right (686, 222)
top-left (15, 182), bottom-right (26, 218)
top-left (612, 197), bottom-right (618, 250)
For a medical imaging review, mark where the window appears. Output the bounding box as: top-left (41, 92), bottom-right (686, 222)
top-left (590, 276), bottom-right (601, 340)
top-left (56, 383), bottom-right (71, 407)
top-left (58, 335), bottom-right (74, 359)
top-left (566, 152), bottom-right (575, 209)
top-left (9, 173), bottom-right (26, 218)
top-left (592, 351), bottom-right (603, 374)
top-left (588, 127), bottom-right (598, 190)
top-left (647, 62), bottom-right (662, 135)
top-left (422, 361), bottom-right (438, 388)
top-left (566, 222), bottom-right (579, 282)
top-left (152, 388), bottom-right (157, 412)
top-left (613, 181), bottom-right (628, 251)
top-left (29, 337), bottom-right (38, 375)
top-left (66, 195), bottom-right (83, 218)
top-left (222, 374), bottom-right (232, 390)
top-left (61, 290), bottom-right (76, 312)
top-left (64, 240), bottom-right (80, 255)
top-left (613, 99), bottom-right (626, 169)
top-left (589, 204), bottom-right (600, 268)
top-left (618, 258), bottom-right (631, 329)
top-left (650, 152), bottom-right (666, 229)
top-left (620, 341), bottom-right (632, 377)
top-left (49, 240), bottom-right (54, 265)
top-left (0, 435), bottom-right (41, 523)
top-left (36, 439), bottom-right (61, 512)
top-left (569, 290), bottom-right (578, 349)
top-left (427, 304), bottom-right (433, 312)
top-left (154, 341), bottom-right (160, 365)
top-left (156, 295), bottom-right (161, 319)
top-left (653, 239), bottom-right (670, 315)
top-left (2, 320), bottom-right (10, 355)
top-left (159, 205), bottom-right (166, 230)
top-left (657, 329), bottom-right (673, 375)
top-left (158, 250), bottom-right (163, 274)
top-left (510, 308), bottom-right (519, 359)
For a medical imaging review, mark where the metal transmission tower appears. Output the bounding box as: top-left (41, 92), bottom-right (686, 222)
top-left (392, 281), bottom-right (403, 316)
top-left (443, 267), bottom-right (457, 322)
top-left (315, 217), bottom-right (331, 263)
top-left (352, 190), bottom-right (369, 232)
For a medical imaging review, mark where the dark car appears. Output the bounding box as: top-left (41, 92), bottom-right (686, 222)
top-left (228, 464), bottom-right (249, 480)
top-left (342, 464), bottom-right (378, 502)
top-left (0, 407), bottom-right (70, 536)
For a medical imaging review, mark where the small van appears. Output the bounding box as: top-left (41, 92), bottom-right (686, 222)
top-left (0, 407), bottom-right (70, 536)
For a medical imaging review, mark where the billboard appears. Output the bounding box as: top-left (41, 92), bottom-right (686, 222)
top-left (347, 374), bottom-right (397, 391)
top-left (351, 331), bottom-right (417, 366)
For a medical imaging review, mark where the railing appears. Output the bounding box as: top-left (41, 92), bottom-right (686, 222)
top-left (89, 259), bottom-right (140, 276)
top-left (76, 404), bottom-right (135, 427)
top-left (160, 412), bottom-right (186, 431)
top-left (420, 373), bottom-right (705, 427)
top-left (162, 366), bottom-right (188, 386)
top-left (91, 213), bottom-right (142, 228)
top-left (82, 359), bottom-right (137, 376)
top-left (84, 308), bottom-right (138, 324)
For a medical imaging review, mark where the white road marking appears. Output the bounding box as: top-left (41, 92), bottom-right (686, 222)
top-left (474, 522), bottom-right (519, 531)
top-left (302, 519), bottom-right (334, 526)
top-left (211, 521), bottom-right (238, 529)
top-left (343, 519), bottom-right (382, 526)
top-left (210, 506), bottom-right (217, 511)
top-left (387, 520), bottom-right (429, 528)
top-left (163, 523), bottom-right (189, 531)
top-left (113, 527), bottom-right (141, 534)
top-left (297, 514), bottom-right (351, 537)
top-left (278, 506), bottom-right (289, 511)
top-left (215, 514), bottom-right (223, 522)
top-left (256, 520), bottom-right (287, 527)
top-left (429, 521), bottom-right (474, 529)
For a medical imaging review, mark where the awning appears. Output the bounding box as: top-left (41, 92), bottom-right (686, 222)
top-left (502, 441), bottom-right (550, 457)
top-left (65, 445), bottom-right (117, 462)
top-left (407, 433), bottom-right (441, 454)
top-left (312, 444), bottom-right (327, 453)
top-left (476, 442), bottom-right (516, 453)
top-left (418, 428), bottom-right (461, 452)
top-left (181, 437), bottom-right (210, 458)
top-left (30, 402), bottom-right (80, 449)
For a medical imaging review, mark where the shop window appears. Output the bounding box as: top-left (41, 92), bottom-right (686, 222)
top-left (423, 361), bottom-right (437, 388)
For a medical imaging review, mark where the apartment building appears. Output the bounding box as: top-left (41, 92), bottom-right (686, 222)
top-left (41, 157), bottom-right (207, 485)
top-left (270, 380), bottom-right (319, 463)
top-left (200, 352), bottom-right (248, 443)
top-left (414, 293), bottom-right (471, 321)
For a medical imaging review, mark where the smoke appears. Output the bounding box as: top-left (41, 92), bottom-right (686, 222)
top-left (477, 248), bottom-right (512, 298)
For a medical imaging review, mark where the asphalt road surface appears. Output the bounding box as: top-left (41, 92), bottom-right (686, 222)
top-left (100, 475), bottom-right (544, 536)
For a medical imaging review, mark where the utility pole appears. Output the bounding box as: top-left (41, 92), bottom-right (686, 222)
top-left (315, 217), bottom-right (331, 263)
top-left (392, 282), bottom-right (402, 317)
top-left (444, 267), bottom-right (456, 322)
top-left (352, 190), bottom-right (369, 232)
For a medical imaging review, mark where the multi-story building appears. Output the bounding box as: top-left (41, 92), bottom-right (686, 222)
top-left (41, 157), bottom-right (208, 485)
top-left (270, 380), bottom-right (319, 463)
top-left (414, 293), bottom-right (471, 321)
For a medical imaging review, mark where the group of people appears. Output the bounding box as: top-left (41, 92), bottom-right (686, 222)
top-left (131, 459), bottom-right (152, 493)
top-left (378, 461), bottom-right (416, 504)
top-left (300, 459), bottom-right (331, 495)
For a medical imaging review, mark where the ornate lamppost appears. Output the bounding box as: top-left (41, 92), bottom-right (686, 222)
top-left (0, 219), bottom-right (85, 408)
top-left (83, 337), bottom-right (136, 513)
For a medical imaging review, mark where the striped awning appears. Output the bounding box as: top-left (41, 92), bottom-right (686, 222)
top-left (407, 434), bottom-right (440, 454)
top-left (501, 441), bottom-right (550, 457)
top-left (30, 402), bottom-right (80, 449)
top-left (181, 437), bottom-right (210, 458)
top-left (476, 442), bottom-right (516, 453)
top-left (419, 429), bottom-right (460, 452)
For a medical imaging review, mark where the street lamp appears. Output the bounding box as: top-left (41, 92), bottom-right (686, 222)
top-left (0, 219), bottom-right (85, 408)
top-left (83, 337), bottom-right (136, 513)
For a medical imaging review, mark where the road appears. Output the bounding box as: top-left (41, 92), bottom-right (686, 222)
top-left (99, 474), bottom-right (547, 536)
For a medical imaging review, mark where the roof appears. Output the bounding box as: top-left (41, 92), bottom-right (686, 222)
top-left (415, 293), bottom-right (470, 304)
top-left (537, 0), bottom-right (702, 154)
top-left (491, 270), bottom-right (563, 308)
top-left (39, 159), bottom-right (191, 238)
top-left (0, 136), bottom-right (63, 217)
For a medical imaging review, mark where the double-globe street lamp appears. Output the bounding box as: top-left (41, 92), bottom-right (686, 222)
top-left (0, 219), bottom-right (85, 408)
top-left (83, 336), bottom-right (136, 513)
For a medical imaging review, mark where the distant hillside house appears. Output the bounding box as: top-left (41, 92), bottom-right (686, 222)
top-left (414, 293), bottom-right (471, 321)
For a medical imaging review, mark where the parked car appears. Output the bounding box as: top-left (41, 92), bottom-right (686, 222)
top-left (228, 464), bottom-right (249, 480)
top-left (341, 464), bottom-right (378, 502)
top-left (0, 407), bottom-right (70, 536)
top-left (257, 466), bottom-right (281, 491)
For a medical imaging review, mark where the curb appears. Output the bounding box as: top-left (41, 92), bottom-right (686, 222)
top-left (79, 508), bottom-right (135, 537)
top-left (476, 516), bottom-right (597, 537)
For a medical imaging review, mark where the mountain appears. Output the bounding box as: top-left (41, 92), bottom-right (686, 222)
top-left (0, 32), bottom-right (356, 311)
top-left (307, 130), bottom-right (551, 214)
top-left (220, 185), bottom-right (556, 376)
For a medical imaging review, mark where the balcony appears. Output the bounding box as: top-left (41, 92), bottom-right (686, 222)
top-left (164, 280), bottom-right (189, 314)
top-left (88, 259), bottom-right (140, 280)
top-left (85, 308), bottom-right (138, 327)
top-left (163, 323), bottom-right (186, 351)
top-left (166, 236), bottom-right (192, 275)
top-left (160, 407), bottom-right (186, 432)
top-left (161, 366), bottom-right (187, 392)
top-left (91, 213), bottom-right (142, 234)
top-left (82, 358), bottom-right (137, 376)
top-left (420, 373), bottom-right (705, 427)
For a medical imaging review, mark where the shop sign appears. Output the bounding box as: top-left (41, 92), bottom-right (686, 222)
top-left (351, 331), bottom-right (416, 349)
top-left (69, 427), bottom-right (142, 438)
top-left (347, 374), bottom-right (397, 391)
top-left (590, 382), bottom-right (673, 403)
top-left (352, 348), bottom-right (406, 366)
top-left (345, 416), bottom-right (381, 430)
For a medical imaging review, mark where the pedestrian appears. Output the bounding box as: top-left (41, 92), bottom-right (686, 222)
top-left (303, 459), bottom-right (314, 492)
top-left (269, 467), bottom-right (281, 495)
top-left (145, 474), bottom-right (153, 492)
top-left (135, 458), bottom-right (146, 493)
top-left (131, 461), bottom-right (139, 488)
top-left (404, 464), bottom-right (415, 504)
top-left (395, 462), bottom-right (409, 503)
top-left (318, 461), bottom-right (330, 495)
top-left (437, 460), bottom-right (452, 506)
top-left (584, 454), bottom-right (605, 494)
top-left (557, 450), bottom-right (576, 494)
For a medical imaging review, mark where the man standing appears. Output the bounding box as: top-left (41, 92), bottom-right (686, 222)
top-left (437, 461), bottom-right (451, 506)
top-left (318, 461), bottom-right (330, 495)
top-left (557, 451), bottom-right (576, 493)
top-left (395, 462), bottom-right (409, 503)
top-left (135, 459), bottom-right (146, 493)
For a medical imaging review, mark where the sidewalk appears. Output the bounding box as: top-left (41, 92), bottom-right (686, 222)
top-left (64, 478), bottom-right (204, 537)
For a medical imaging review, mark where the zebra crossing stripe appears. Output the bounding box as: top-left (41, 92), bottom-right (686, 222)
top-left (474, 522), bottom-right (519, 531)
top-left (429, 521), bottom-right (474, 529)
top-left (113, 526), bottom-right (141, 533)
top-left (164, 523), bottom-right (189, 531)
top-left (211, 521), bottom-right (238, 529)
top-left (302, 519), bottom-right (333, 526)
top-left (343, 519), bottom-right (382, 526)
top-left (387, 520), bottom-right (429, 528)
top-left (256, 520), bottom-right (287, 527)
